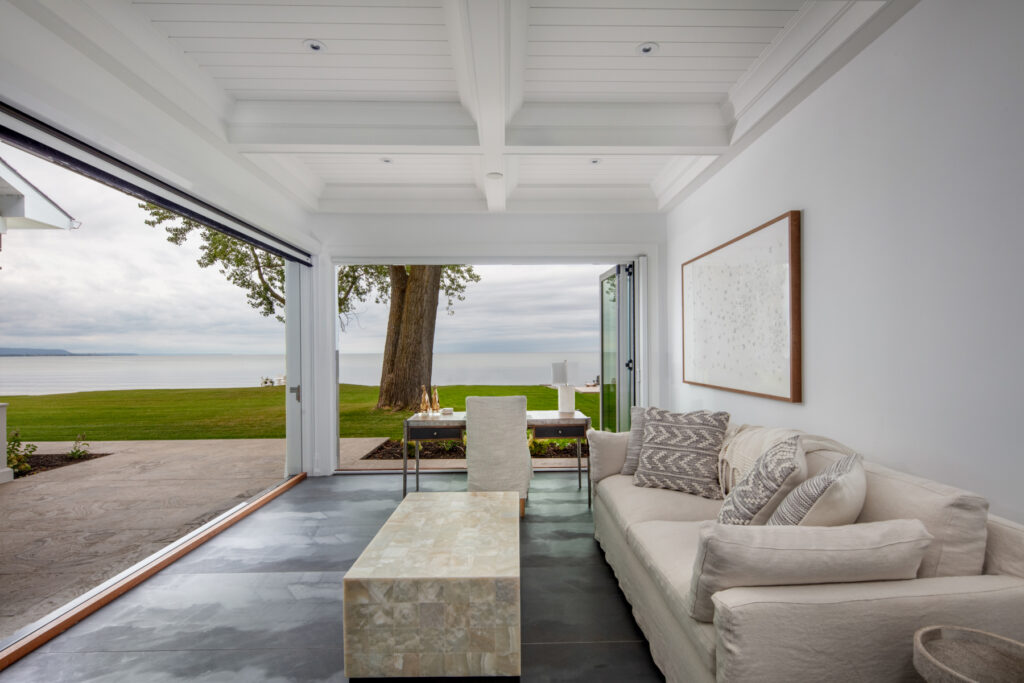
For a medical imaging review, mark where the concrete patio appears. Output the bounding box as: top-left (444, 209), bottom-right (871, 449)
top-left (0, 439), bottom-right (286, 641)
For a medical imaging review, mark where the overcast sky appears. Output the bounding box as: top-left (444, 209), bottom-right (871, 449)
top-left (0, 143), bottom-right (609, 355)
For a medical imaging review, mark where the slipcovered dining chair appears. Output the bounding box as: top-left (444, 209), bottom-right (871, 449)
top-left (465, 395), bottom-right (533, 517)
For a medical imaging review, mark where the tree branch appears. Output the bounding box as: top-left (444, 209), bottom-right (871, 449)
top-left (249, 245), bottom-right (285, 305)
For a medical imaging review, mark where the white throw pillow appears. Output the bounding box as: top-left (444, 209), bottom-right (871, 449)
top-left (620, 406), bottom-right (648, 476)
top-left (685, 519), bottom-right (933, 622)
top-left (717, 436), bottom-right (807, 525)
top-left (586, 429), bottom-right (630, 484)
top-left (768, 453), bottom-right (867, 526)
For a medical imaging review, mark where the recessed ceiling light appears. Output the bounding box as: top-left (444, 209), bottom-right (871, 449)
top-left (590, 158), bottom-right (602, 165)
top-left (380, 157), bottom-right (393, 164)
top-left (485, 171), bottom-right (504, 180)
top-left (303, 39), bottom-right (326, 52)
top-left (636, 42), bottom-right (659, 56)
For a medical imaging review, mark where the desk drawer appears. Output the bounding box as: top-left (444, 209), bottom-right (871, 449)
top-left (409, 426), bottom-right (464, 440)
top-left (533, 424), bottom-right (587, 439)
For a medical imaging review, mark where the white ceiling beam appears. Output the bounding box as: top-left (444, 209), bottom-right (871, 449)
top-left (27, 0), bottom-right (230, 137)
top-left (660, 0), bottom-right (919, 211)
top-left (651, 156), bottom-right (718, 210)
top-left (509, 102), bottom-right (729, 149)
top-left (445, 0), bottom-right (509, 211)
top-left (726, 0), bottom-right (888, 143)
top-left (242, 154), bottom-right (323, 211)
top-left (228, 101), bottom-right (479, 147)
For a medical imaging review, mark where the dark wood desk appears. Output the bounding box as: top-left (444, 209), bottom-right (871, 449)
top-left (402, 410), bottom-right (592, 504)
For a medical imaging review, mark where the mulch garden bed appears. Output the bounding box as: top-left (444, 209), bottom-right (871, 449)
top-left (363, 439), bottom-right (589, 460)
top-left (21, 451), bottom-right (113, 476)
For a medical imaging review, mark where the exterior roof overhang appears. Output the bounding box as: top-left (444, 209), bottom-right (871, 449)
top-left (0, 155), bottom-right (75, 233)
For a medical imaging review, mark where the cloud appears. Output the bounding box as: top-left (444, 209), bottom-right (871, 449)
top-left (0, 143), bottom-right (612, 356)
top-left (0, 143), bottom-right (283, 354)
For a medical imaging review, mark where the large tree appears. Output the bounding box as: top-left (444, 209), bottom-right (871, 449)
top-left (141, 204), bottom-right (479, 410)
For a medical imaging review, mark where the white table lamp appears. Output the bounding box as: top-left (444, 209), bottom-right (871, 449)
top-left (552, 360), bottom-right (574, 414)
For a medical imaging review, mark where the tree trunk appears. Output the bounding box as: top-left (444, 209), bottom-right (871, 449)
top-left (376, 265), bottom-right (442, 410)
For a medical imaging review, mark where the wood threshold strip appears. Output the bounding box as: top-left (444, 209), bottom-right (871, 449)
top-left (0, 472), bottom-right (307, 671)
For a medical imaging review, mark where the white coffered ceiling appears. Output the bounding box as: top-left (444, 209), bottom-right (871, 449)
top-left (0, 0), bottom-right (913, 216)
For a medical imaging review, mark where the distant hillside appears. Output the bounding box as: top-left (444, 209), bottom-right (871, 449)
top-left (0, 348), bottom-right (137, 357)
top-left (0, 347), bottom-right (73, 356)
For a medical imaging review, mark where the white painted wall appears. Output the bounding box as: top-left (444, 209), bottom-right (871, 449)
top-left (313, 211), bottom-right (668, 416)
top-left (665, 0), bottom-right (1024, 521)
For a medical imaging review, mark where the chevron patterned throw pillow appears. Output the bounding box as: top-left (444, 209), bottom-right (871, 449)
top-left (633, 407), bottom-right (730, 499)
top-left (717, 436), bottom-right (807, 525)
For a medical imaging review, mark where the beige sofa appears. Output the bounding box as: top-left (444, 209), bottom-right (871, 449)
top-left (589, 431), bottom-right (1024, 682)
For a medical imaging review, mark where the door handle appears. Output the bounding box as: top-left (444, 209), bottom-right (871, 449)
top-left (624, 359), bottom-right (634, 371)
top-left (289, 385), bottom-right (301, 402)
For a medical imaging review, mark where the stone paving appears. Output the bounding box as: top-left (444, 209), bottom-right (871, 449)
top-left (0, 439), bottom-right (286, 641)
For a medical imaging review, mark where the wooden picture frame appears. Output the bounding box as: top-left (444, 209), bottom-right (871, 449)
top-left (681, 211), bottom-right (802, 403)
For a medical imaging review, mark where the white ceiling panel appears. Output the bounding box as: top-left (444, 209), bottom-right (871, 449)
top-left (522, 1), bottom-right (800, 104)
top-left (134, 0), bottom-right (458, 102)
top-left (516, 155), bottom-right (672, 186)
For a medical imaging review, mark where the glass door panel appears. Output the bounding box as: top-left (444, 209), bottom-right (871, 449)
top-left (600, 264), bottom-right (635, 431)
top-left (600, 271), bottom-right (618, 431)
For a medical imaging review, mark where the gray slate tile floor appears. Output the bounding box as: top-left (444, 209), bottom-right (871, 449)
top-left (1, 472), bottom-right (661, 682)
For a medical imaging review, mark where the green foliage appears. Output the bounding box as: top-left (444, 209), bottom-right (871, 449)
top-left (0, 385), bottom-right (599, 442)
top-left (140, 204), bottom-right (480, 327)
top-left (6, 429), bottom-right (36, 476)
top-left (68, 434), bottom-right (90, 460)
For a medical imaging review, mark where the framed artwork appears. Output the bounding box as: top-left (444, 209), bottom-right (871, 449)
top-left (681, 211), bottom-right (802, 402)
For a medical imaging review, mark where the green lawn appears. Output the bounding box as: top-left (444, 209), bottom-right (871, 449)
top-left (1, 384), bottom-right (598, 442)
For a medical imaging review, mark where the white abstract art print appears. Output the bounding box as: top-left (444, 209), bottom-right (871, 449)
top-left (682, 211), bottom-right (802, 402)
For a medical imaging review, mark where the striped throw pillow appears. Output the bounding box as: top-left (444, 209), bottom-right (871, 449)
top-left (717, 436), bottom-right (807, 525)
top-left (768, 453), bottom-right (867, 526)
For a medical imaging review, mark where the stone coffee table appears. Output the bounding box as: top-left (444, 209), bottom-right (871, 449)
top-left (343, 491), bottom-right (521, 678)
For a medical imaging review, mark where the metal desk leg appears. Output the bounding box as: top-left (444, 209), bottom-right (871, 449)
top-left (576, 437), bottom-right (582, 490)
top-left (415, 441), bottom-right (421, 492)
top-left (402, 424), bottom-right (408, 498)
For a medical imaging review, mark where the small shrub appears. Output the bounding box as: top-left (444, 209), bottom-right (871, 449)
top-left (6, 429), bottom-right (36, 476)
top-left (68, 434), bottom-right (91, 460)
top-left (528, 436), bottom-right (548, 456)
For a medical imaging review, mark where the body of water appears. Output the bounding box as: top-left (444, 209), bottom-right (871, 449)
top-left (0, 352), bottom-right (599, 396)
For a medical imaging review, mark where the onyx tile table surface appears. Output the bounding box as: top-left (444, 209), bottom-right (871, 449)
top-left (0, 472), bottom-right (660, 683)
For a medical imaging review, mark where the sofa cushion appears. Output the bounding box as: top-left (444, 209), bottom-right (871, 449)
top-left (686, 519), bottom-right (934, 622)
top-left (768, 453), bottom-right (866, 526)
top-left (718, 436), bottom-right (807, 525)
top-left (807, 452), bottom-right (989, 578)
top-left (586, 429), bottom-right (629, 484)
top-left (620, 406), bottom-right (647, 476)
top-left (596, 474), bottom-right (722, 531)
top-left (633, 408), bottom-right (729, 499)
top-left (626, 520), bottom-right (718, 673)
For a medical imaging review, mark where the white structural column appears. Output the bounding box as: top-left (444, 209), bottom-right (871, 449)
top-left (0, 403), bottom-right (12, 483)
top-left (303, 252), bottom-right (340, 476)
top-left (445, 0), bottom-right (510, 211)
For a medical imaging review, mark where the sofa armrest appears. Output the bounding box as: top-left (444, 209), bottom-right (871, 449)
top-left (586, 429), bottom-right (629, 484)
top-left (712, 575), bottom-right (1024, 683)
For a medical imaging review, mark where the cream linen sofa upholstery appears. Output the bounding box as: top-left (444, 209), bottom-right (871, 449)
top-left (589, 432), bottom-right (1024, 682)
